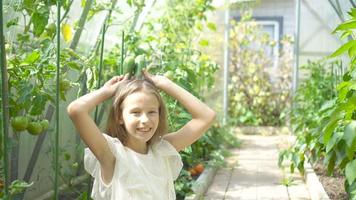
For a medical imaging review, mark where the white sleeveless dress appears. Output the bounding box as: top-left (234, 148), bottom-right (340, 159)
top-left (83, 133), bottom-right (183, 200)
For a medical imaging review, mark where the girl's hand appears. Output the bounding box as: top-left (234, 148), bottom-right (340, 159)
top-left (142, 69), bottom-right (170, 89)
top-left (103, 74), bottom-right (130, 96)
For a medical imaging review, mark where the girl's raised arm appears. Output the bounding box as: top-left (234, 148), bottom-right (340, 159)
top-left (67, 74), bottom-right (129, 184)
top-left (143, 70), bottom-right (216, 152)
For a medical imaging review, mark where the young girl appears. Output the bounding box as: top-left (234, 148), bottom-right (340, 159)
top-left (67, 70), bottom-right (216, 200)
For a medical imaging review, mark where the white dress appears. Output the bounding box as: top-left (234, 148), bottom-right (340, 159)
top-left (84, 133), bottom-right (183, 200)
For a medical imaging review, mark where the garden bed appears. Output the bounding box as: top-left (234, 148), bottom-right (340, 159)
top-left (312, 161), bottom-right (348, 200)
top-left (184, 165), bottom-right (218, 200)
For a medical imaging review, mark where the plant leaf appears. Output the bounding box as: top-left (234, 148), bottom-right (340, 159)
top-left (32, 11), bottom-right (49, 37)
top-left (348, 8), bottom-right (356, 18)
top-left (343, 121), bottom-right (356, 159)
top-left (329, 40), bottom-right (356, 58)
top-left (199, 39), bottom-right (209, 47)
top-left (326, 131), bottom-right (343, 153)
top-left (333, 20), bottom-right (356, 32)
top-left (207, 22), bottom-right (217, 31)
top-left (346, 159), bottom-right (356, 185)
top-left (23, 51), bottom-right (40, 65)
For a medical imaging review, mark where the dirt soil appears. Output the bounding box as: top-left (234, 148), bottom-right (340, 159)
top-left (313, 161), bottom-right (349, 200)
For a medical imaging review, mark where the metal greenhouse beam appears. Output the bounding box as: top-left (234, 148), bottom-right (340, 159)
top-left (327, 0), bottom-right (345, 22)
top-left (0, 0), bottom-right (10, 198)
top-left (87, 16), bottom-right (107, 200)
top-left (293, 0), bottom-right (301, 96)
top-left (54, 0), bottom-right (61, 199)
top-left (223, 0), bottom-right (230, 125)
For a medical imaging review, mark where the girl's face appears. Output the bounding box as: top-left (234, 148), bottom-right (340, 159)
top-left (120, 91), bottom-right (160, 145)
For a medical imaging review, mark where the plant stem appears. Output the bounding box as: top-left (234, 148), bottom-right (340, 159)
top-left (70, 0), bottom-right (94, 50)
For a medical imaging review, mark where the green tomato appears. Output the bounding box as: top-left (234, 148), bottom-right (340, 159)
top-left (123, 56), bottom-right (136, 75)
top-left (40, 119), bottom-right (49, 132)
top-left (60, 79), bottom-right (71, 92)
top-left (27, 122), bottom-right (43, 135)
top-left (46, 23), bottom-right (56, 38)
top-left (11, 116), bottom-right (29, 132)
top-left (72, 162), bottom-right (79, 168)
top-left (135, 55), bottom-right (146, 79)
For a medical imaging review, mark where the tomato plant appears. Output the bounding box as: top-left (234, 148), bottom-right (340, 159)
top-left (279, 8), bottom-right (356, 199)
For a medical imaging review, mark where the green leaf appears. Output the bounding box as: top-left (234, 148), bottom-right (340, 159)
top-left (319, 99), bottom-right (336, 113)
top-left (207, 22), bottom-right (217, 31)
top-left (290, 162), bottom-right (295, 173)
top-left (329, 40), bottom-right (356, 58)
top-left (323, 117), bottom-right (339, 144)
top-left (324, 151), bottom-right (336, 176)
top-left (346, 181), bottom-right (356, 199)
top-left (6, 17), bottom-right (19, 28)
top-left (32, 10), bottom-right (49, 37)
top-left (351, 80), bottom-right (356, 90)
top-left (346, 159), bottom-right (356, 185)
top-left (333, 20), bottom-right (356, 33)
top-left (292, 152), bottom-right (300, 167)
top-left (178, 111), bottom-right (191, 120)
top-left (23, 51), bottom-right (41, 65)
top-left (335, 141), bottom-right (347, 166)
top-left (127, 0), bottom-right (133, 6)
top-left (343, 72), bottom-right (352, 82)
top-left (199, 39), bottom-right (209, 47)
top-left (346, 145), bottom-right (355, 161)
top-left (348, 8), bottom-right (356, 18)
top-left (338, 82), bottom-right (351, 101)
top-left (66, 61), bottom-right (81, 70)
top-left (326, 131), bottom-right (343, 153)
top-left (196, 22), bottom-right (203, 31)
top-left (29, 95), bottom-right (47, 115)
top-left (340, 30), bottom-right (352, 40)
top-left (344, 121), bottom-right (356, 159)
top-left (350, 45), bottom-right (356, 58)
top-left (23, 0), bottom-right (34, 15)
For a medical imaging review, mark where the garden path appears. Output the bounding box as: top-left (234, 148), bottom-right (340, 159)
top-left (204, 134), bottom-right (311, 200)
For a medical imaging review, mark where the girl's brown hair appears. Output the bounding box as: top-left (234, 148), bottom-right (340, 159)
top-left (105, 78), bottom-right (168, 145)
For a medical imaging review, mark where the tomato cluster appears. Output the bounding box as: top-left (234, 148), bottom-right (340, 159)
top-left (11, 116), bottom-right (49, 135)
